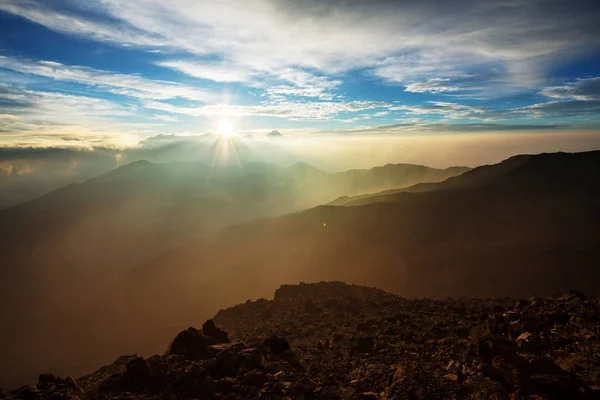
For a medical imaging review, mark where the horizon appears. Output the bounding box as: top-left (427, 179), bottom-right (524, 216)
top-left (2, 1), bottom-right (600, 189)
top-left (2, 1), bottom-right (600, 396)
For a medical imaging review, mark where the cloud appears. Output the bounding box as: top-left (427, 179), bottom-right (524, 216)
top-left (157, 60), bottom-right (255, 83)
top-left (4, 0), bottom-right (599, 90)
top-left (541, 77), bottom-right (600, 101)
top-left (0, 0), bottom-right (167, 48)
top-left (142, 99), bottom-right (389, 120)
top-left (0, 85), bottom-right (148, 149)
top-left (0, 86), bottom-right (135, 121)
top-left (390, 102), bottom-right (486, 119)
top-left (158, 61), bottom-right (341, 100)
top-left (517, 100), bottom-right (600, 119)
top-left (0, 56), bottom-right (212, 101)
top-left (405, 79), bottom-right (463, 94)
top-left (151, 115), bottom-right (179, 122)
top-left (343, 122), bottom-right (570, 135)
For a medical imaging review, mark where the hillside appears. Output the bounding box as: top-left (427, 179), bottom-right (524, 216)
top-left (330, 152), bottom-right (598, 206)
top-left (0, 159), bottom-right (467, 389)
top-left (4, 282), bottom-right (599, 399)
top-left (2, 151), bottom-right (599, 390)
top-left (0, 160), bottom-right (467, 272)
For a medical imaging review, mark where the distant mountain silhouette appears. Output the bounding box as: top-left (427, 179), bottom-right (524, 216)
top-left (0, 159), bottom-right (466, 389)
top-left (134, 151), bottom-right (600, 304)
top-left (2, 150), bottom-right (590, 390)
top-left (0, 159), bottom-right (466, 273)
top-left (4, 151), bottom-right (599, 391)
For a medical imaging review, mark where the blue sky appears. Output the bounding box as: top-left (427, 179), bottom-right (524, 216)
top-left (1, 0), bottom-right (600, 149)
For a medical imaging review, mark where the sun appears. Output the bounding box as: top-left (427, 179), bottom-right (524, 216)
top-left (215, 118), bottom-right (237, 137)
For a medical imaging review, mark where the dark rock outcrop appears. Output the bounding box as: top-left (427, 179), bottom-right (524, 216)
top-left (202, 319), bottom-right (230, 344)
top-left (167, 327), bottom-right (215, 360)
top-left (6, 282), bottom-right (600, 399)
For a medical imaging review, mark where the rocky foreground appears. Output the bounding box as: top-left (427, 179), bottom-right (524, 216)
top-left (3, 282), bottom-right (600, 399)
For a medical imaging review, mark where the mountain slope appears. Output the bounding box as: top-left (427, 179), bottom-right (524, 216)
top-left (39, 150), bottom-right (593, 396)
top-left (0, 159), bottom-right (467, 389)
top-left (6, 282), bottom-right (600, 399)
top-left (136, 151), bottom-right (600, 299)
top-left (331, 151), bottom-right (599, 206)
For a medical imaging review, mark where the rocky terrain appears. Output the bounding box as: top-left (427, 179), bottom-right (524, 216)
top-left (3, 282), bottom-right (599, 399)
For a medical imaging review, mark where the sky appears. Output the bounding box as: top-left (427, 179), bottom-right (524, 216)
top-left (0, 0), bottom-right (600, 167)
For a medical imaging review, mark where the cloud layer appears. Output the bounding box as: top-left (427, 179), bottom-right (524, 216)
top-left (0, 0), bottom-right (599, 149)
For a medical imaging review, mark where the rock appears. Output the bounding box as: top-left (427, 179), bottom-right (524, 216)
top-left (211, 350), bottom-right (236, 377)
top-left (167, 327), bottom-right (215, 360)
top-left (123, 357), bottom-right (152, 390)
top-left (6, 282), bottom-right (600, 400)
top-left (353, 337), bottom-right (374, 353)
top-left (456, 326), bottom-right (470, 338)
top-left (390, 366), bottom-right (407, 387)
top-left (37, 373), bottom-right (57, 386)
top-left (242, 370), bottom-right (268, 387)
top-left (556, 289), bottom-right (586, 302)
top-left (215, 377), bottom-right (237, 392)
top-left (514, 299), bottom-right (531, 309)
top-left (359, 392), bottom-right (379, 399)
top-left (238, 348), bottom-right (264, 370)
top-left (263, 336), bottom-right (291, 354)
top-left (330, 332), bottom-right (345, 344)
top-left (202, 319), bottom-right (230, 344)
top-left (516, 332), bottom-right (534, 342)
top-left (304, 298), bottom-right (320, 313)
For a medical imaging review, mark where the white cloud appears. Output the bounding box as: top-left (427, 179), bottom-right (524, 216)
top-left (4, 0), bottom-right (598, 90)
top-left (0, 87), bottom-right (135, 121)
top-left (0, 1), bottom-right (167, 48)
top-left (158, 61), bottom-right (342, 100)
top-left (142, 99), bottom-right (389, 120)
top-left (541, 77), bottom-right (600, 101)
top-left (151, 115), bottom-right (179, 122)
top-left (391, 102), bottom-right (486, 120)
top-left (0, 56), bottom-right (212, 101)
top-left (157, 60), bottom-right (255, 83)
top-left (405, 79), bottom-right (464, 94)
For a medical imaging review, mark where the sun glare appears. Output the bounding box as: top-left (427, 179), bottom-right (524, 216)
top-left (216, 118), bottom-right (237, 137)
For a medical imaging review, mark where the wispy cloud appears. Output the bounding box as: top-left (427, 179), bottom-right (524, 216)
top-left (391, 102), bottom-right (487, 120)
top-left (1, 0), bottom-right (600, 150)
top-left (405, 79), bottom-right (465, 94)
top-left (541, 77), bottom-right (600, 101)
top-left (143, 99), bottom-right (389, 120)
top-left (157, 60), bottom-right (255, 83)
top-left (4, 0), bottom-right (599, 89)
top-left (0, 56), bottom-right (212, 101)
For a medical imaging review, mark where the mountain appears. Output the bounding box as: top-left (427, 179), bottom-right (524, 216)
top-left (0, 159), bottom-right (467, 389)
top-left (133, 151), bottom-right (600, 301)
top-left (3, 150), bottom-right (599, 390)
top-left (0, 159), bottom-right (467, 273)
top-left (96, 150), bottom-right (599, 376)
top-left (5, 282), bottom-right (600, 399)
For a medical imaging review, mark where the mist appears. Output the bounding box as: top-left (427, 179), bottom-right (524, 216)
top-left (2, 129), bottom-right (599, 208)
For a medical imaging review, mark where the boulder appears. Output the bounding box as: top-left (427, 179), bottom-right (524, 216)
top-left (353, 337), bottom-right (374, 353)
top-left (168, 327), bottom-right (216, 360)
top-left (264, 336), bottom-right (291, 354)
top-left (242, 370), bottom-right (268, 387)
top-left (123, 357), bottom-right (152, 390)
top-left (202, 319), bottom-right (230, 344)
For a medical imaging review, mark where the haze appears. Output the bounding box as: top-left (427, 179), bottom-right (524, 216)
top-left (1, 0), bottom-right (600, 395)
